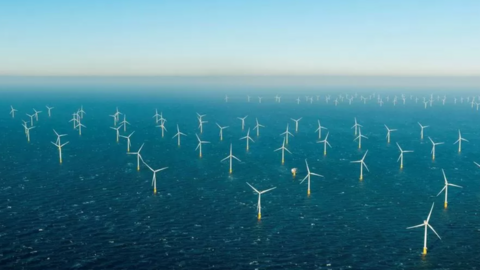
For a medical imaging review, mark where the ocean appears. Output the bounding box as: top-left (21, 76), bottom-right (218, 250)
top-left (0, 88), bottom-right (479, 269)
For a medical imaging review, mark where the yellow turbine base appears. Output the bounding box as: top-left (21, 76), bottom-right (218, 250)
top-left (137, 166), bottom-right (140, 171)
top-left (258, 213), bottom-right (261, 220)
top-left (229, 169), bottom-right (232, 174)
top-left (60, 159), bottom-right (62, 164)
top-left (432, 156), bottom-right (435, 160)
top-left (423, 247), bottom-right (427, 255)
top-left (247, 147), bottom-right (249, 151)
top-left (444, 202), bottom-right (448, 208)
top-left (281, 160), bottom-right (284, 165)
top-left (154, 189), bottom-right (157, 194)
top-left (199, 154), bottom-right (202, 158)
top-left (307, 189), bottom-right (311, 196)
top-left (360, 176), bottom-right (363, 181)
top-left (324, 151), bottom-right (326, 156)
top-left (292, 172), bottom-right (296, 177)
top-left (221, 138), bottom-right (223, 141)
top-left (400, 165), bottom-right (403, 169)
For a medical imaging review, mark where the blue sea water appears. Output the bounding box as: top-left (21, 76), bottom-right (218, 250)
top-left (0, 88), bottom-right (479, 269)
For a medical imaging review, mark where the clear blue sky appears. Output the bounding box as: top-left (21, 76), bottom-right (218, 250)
top-left (1, 0), bottom-right (479, 76)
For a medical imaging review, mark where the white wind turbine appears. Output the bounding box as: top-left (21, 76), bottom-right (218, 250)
top-left (127, 143), bottom-right (144, 171)
top-left (78, 105), bottom-right (86, 119)
top-left (26, 113), bottom-right (35, 126)
top-left (119, 131), bottom-right (135, 152)
top-left (315, 120), bottom-right (328, 139)
top-left (453, 130), bottom-right (468, 153)
top-left (172, 124), bottom-right (187, 146)
top-left (221, 143), bottom-right (241, 174)
top-left (195, 133), bottom-right (210, 158)
top-left (406, 202), bottom-right (441, 255)
top-left (418, 122), bottom-right (429, 140)
top-left (274, 138), bottom-right (291, 164)
top-left (240, 128), bottom-right (254, 151)
top-left (152, 109), bottom-right (160, 123)
top-left (384, 125), bottom-right (397, 143)
top-left (237, 115), bottom-right (248, 130)
top-left (46, 106), bottom-right (54, 117)
top-left (246, 182), bottom-right (276, 220)
top-left (300, 159), bottom-right (324, 196)
top-left (253, 118), bottom-right (264, 137)
top-left (197, 115), bottom-right (208, 134)
top-left (351, 150), bottom-right (369, 180)
top-left (53, 129), bottom-right (67, 145)
top-left (397, 143), bottom-right (413, 169)
top-left (156, 121), bottom-right (167, 138)
top-left (354, 127), bottom-right (368, 149)
top-left (437, 169), bottom-right (462, 208)
top-left (142, 159), bottom-right (168, 194)
top-left (118, 114), bottom-right (130, 132)
top-left (110, 124), bottom-right (124, 143)
top-left (291, 117), bottom-right (302, 133)
top-left (216, 123), bottom-right (229, 141)
top-left (10, 106), bottom-right (17, 118)
top-left (33, 108), bottom-right (42, 121)
top-left (22, 123), bottom-right (34, 142)
top-left (351, 117), bottom-right (362, 136)
top-left (280, 124), bottom-right (294, 145)
top-left (51, 139), bottom-right (69, 164)
top-left (317, 132), bottom-right (332, 156)
top-left (75, 121), bottom-right (86, 136)
top-left (428, 137), bottom-right (444, 160)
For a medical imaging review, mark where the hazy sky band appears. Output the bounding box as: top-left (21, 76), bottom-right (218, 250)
top-left (1, 1), bottom-right (479, 76)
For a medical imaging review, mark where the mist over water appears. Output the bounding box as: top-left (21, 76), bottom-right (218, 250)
top-left (0, 88), bottom-right (479, 269)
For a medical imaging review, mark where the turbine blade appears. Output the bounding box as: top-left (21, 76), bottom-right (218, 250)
top-left (428, 224), bottom-right (442, 240)
top-left (436, 186), bottom-right (446, 196)
top-left (246, 182), bottom-right (260, 194)
top-left (406, 224), bottom-right (425, 229)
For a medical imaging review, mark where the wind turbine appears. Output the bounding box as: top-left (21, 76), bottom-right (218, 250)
top-left (33, 109), bottom-right (42, 121)
top-left (351, 117), bottom-right (362, 136)
top-left (406, 202), bottom-right (441, 255)
top-left (274, 138), bottom-right (291, 164)
top-left (418, 122), bottom-right (429, 140)
top-left (26, 113), bottom-right (35, 126)
top-left (437, 169), bottom-right (462, 208)
top-left (142, 159), bottom-right (168, 194)
top-left (51, 140), bottom-right (69, 164)
top-left (237, 116), bottom-right (248, 130)
top-left (300, 159), bottom-right (324, 196)
top-left (118, 114), bottom-right (130, 132)
top-left (291, 117), bottom-right (302, 133)
top-left (197, 115), bottom-right (208, 134)
top-left (354, 127), bottom-right (368, 149)
top-left (315, 120), bottom-right (328, 139)
top-left (172, 124), bottom-right (187, 146)
top-left (246, 182), bottom-right (276, 220)
top-left (240, 128), bottom-right (254, 151)
top-left (45, 106), bottom-right (54, 117)
top-left (22, 123), bottom-right (34, 142)
top-left (53, 129), bottom-right (67, 144)
top-left (385, 125), bottom-right (397, 143)
top-left (110, 124), bottom-right (124, 142)
top-left (75, 121), bottom-right (86, 136)
top-left (127, 143), bottom-right (144, 171)
top-left (351, 150), bottom-right (369, 180)
top-left (10, 106), bottom-right (17, 118)
top-left (152, 109), bottom-right (160, 123)
top-left (453, 130), bottom-right (468, 153)
top-left (221, 143), bottom-right (241, 174)
top-left (280, 124), bottom-right (294, 145)
top-left (428, 137), bottom-right (444, 160)
top-left (397, 143), bottom-right (413, 169)
top-left (253, 118), bottom-right (264, 137)
top-left (317, 132), bottom-right (332, 156)
top-left (156, 121), bottom-right (167, 138)
top-left (78, 105), bottom-right (86, 119)
top-left (195, 133), bottom-right (210, 158)
top-left (119, 131), bottom-right (135, 152)
top-left (216, 123), bottom-right (229, 141)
